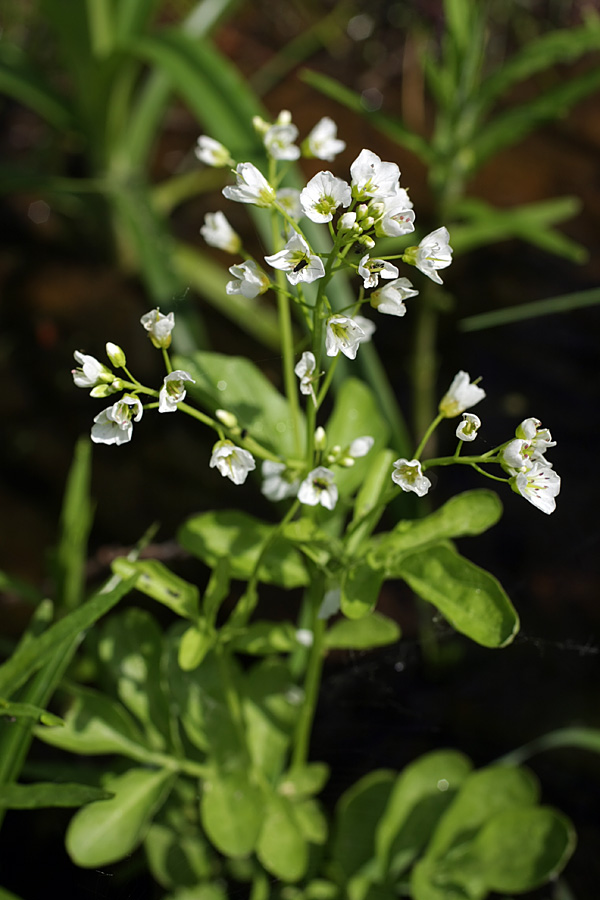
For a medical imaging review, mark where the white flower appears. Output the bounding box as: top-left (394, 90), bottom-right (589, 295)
top-left (264, 233), bottom-right (325, 285)
top-left (200, 211), bottom-right (241, 254)
top-left (456, 413), bottom-right (481, 442)
top-left (264, 118), bottom-right (300, 160)
top-left (222, 163), bottom-right (276, 208)
top-left (405, 227), bottom-right (453, 284)
top-left (304, 117), bottom-right (346, 161)
top-left (297, 466), bottom-right (338, 510)
top-left (349, 436), bottom-right (374, 458)
top-left (370, 277), bottom-right (418, 317)
top-left (325, 315), bottom-right (365, 360)
top-left (358, 254), bottom-right (399, 289)
top-left (72, 351), bottom-right (113, 389)
top-left (516, 417), bottom-right (556, 458)
top-left (299, 171), bottom-right (351, 223)
top-left (210, 440), bottom-right (256, 485)
top-left (375, 194), bottom-right (416, 238)
top-left (140, 309), bottom-right (175, 349)
top-left (391, 458), bottom-right (431, 497)
top-left (195, 135), bottom-right (232, 167)
top-left (338, 211), bottom-right (359, 234)
top-left (91, 395), bottom-right (143, 446)
top-left (276, 188), bottom-right (303, 221)
top-left (226, 260), bottom-right (270, 298)
top-left (261, 460), bottom-right (300, 501)
top-left (354, 315), bottom-right (376, 342)
top-left (294, 351), bottom-right (317, 404)
top-left (510, 462), bottom-right (560, 515)
top-left (350, 149), bottom-right (400, 200)
top-left (439, 370), bottom-right (485, 418)
top-left (158, 370), bottom-right (195, 413)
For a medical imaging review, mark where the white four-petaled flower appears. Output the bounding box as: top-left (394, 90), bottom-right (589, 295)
top-left (263, 110), bottom-right (300, 161)
top-left (226, 260), bottom-right (270, 299)
top-left (391, 458), bottom-right (431, 497)
top-left (348, 436), bottom-right (374, 458)
top-left (370, 277), bottom-right (418, 316)
top-left (195, 135), bottom-right (232, 167)
top-left (158, 370), bottom-right (195, 413)
top-left (510, 462), bottom-right (560, 515)
top-left (297, 466), bottom-right (338, 510)
top-left (140, 309), bottom-right (175, 349)
top-left (325, 315), bottom-right (365, 360)
top-left (72, 351), bottom-right (113, 389)
top-left (300, 171), bottom-right (351, 223)
top-left (350, 149), bottom-right (401, 200)
top-left (261, 460), bottom-right (300, 501)
top-left (91, 395), bottom-right (143, 446)
top-left (294, 351), bottom-right (318, 404)
top-left (405, 227), bottom-right (453, 284)
top-left (304, 117), bottom-right (346, 161)
top-left (358, 255), bottom-right (399, 289)
top-left (439, 370), bottom-right (485, 418)
top-left (200, 211), bottom-right (241, 254)
top-left (264, 233), bottom-right (325, 285)
top-left (210, 440), bottom-right (256, 485)
top-left (222, 162), bottom-right (276, 208)
top-left (456, 412), bottom-right (481, 442)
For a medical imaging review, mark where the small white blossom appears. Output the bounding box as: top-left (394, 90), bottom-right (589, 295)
top-left (349, 436), bottom-right (374, 458)
top-left (264, 121), bottom-right (300, 161)
top-left (210, 440), bottom-right (256, 485)
top-left (358, 255), bottom-right (399, 289)
top-left (391, 458), bottom-right (431, 497)
top-left (300, 171), bottom-right (351, 223)
top-left (350, 149), bottom-right (400, 200)
top-left (304, 117), bottom-right (346, 161)
top-left (195, 135), bottom-right (232, 167)
top-left (261, 460), bottom-right (300, 502)
top-left (200, 211), bottom-right (241, 254)
top-left (158, 370), bottom-right (195, 413)
top-left (264, 233), bottom-right (325, 285)
top-left (296, 628), bottom-right (314, 647)
top-left (226, 260), bottom-right (270, 299)
top-left (456, 412), bottom-right (481, 442)
top-left (405, 227), bottom-right (453, 284)
top-left (439, 370), bottom-right (485, 418)
top-left (375, 190), bottom-right (415, 238)
top-left (370, 277), bottom-right (418, 317)
top-left (297, 466), bottom-right (338, 510)
top-left (338, 211), bottom-right (360, 234)
top-left (510, 462), bottom-right (560, 515)
top-left (276, 188), bottom-right (303, 221)
top-left (294, 351), bottom-right (318, 404)
top-left (516, 417), bottom-right (556, 458)
top-left (354, 315), bottom-right (376, 342)
top-left (72, 351), bottom-right (113, 389)
top-left (140, 309), bottom-right (175, 349)
top-left (222, 162), bottom-right (276, 208)
top-left (91, 395), bottom-right (143, 446)
top-left (325, 315), bottom-right (365, 360)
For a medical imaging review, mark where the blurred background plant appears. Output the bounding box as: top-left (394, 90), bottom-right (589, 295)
top-left (1, 0), bottom-right (600, 897)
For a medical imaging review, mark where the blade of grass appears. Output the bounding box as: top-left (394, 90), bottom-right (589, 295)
top-left (459, 287), bottom-right (600, 332)
top-left (53, 438), bottom-right (94, 613)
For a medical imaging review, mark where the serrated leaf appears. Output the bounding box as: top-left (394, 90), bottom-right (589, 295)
top-left (201, 766), bottom-right (263, 858)
top-left (111, 558), bottom-right (199, 620)
top-left (396, 543), bottom-right (519, 648)
top-left (0, 782), bottom-right (111, 809)
top-left (66, 767), bottom-right (174, 867)
top-left (178, 510), bottom-right (308, 589)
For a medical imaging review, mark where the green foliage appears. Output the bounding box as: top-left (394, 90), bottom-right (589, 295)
top-left (0, 782), bottom-right (111, 810)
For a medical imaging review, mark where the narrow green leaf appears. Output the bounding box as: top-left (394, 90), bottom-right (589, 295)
top-left (326, 612), bottom-right (400, 650)
top-left (66, 767), bottom-right (174, 867)
top-left (256, 791), bottom-right (309, 881)
top-left (460, 287), bottom-right (600, 332)
top-left (201, 766), bottom-right (264, 858)
top-left (0, 42), bottom-right (76, 131)
top-left (0, 887), bottom-right (24, 900)
top-left (203, 557), bottom-right (230, 625)
top-left (178, 510), bottom-right (309, 589)
top-left (54, 437), bottom-right (94, 611)
top-left (0, 570), bottom-right (43, 606)
top-left (110, 557), bottom-right (199, 620)
top-left (396, 543), bottom-right (519, 648)
top-left (0, 699), bottom-right (63, 727)
top-left (0, 577), bottom-right (135, 698)
top-left (498, 726), bottom-right (600, 766)
top-left (0, 782), bottom-right (111, 810)
top-left (115, 0), bottom-right (160, 41)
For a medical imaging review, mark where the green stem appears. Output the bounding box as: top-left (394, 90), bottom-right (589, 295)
top-left (162, 347), bottom-right (173, 374)
top-left (291, 609), bottom-right (325, 771)
top-left (414, 414), bottom-right (443, 460)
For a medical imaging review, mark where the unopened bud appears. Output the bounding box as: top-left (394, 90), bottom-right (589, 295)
top-left (356, 204), bottom-right (369, 219)
top-left (339, 456), bottom-right (355, 467)
top-left (314, 426), bottom-right (326, 451)
top-left (106, 342), bottom-right (126, 368)
top-left (216, 408), bottom-right (238, 429)
top-left (359, 235), bottom-right (376, 249)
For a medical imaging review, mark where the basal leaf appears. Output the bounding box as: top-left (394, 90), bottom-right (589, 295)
top-left (256, 791), bottom-right (309, 882)
top-left (201, 766), bottom-right (263, 858)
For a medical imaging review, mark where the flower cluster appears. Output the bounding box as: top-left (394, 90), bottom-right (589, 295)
top-left (502, 418), bottom-right (560, 515)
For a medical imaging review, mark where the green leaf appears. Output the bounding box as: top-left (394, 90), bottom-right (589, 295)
top-left (201, 765), bottom-right (264, 858)
top-left (460, 286), bottom-right (600, 333)
top-left (178, 622), bottom-right (215, 671)
top-left (278, 763), bottom-right (330, 799)
top-left (66, 767), bottom-right (174, 867)
top-left (228, 620), bottom-right (298, 655)
top-left (497, 726), bottom-right (600, 766)
top-left (0, 42), bottom-right (76, 131)
top-left (396, 543), bottom-right (519, 648)
top-left (331, 770), bottom-right (396, 882)
top-left (0, 699), bottom-right (63, 727)
top-left (243, 660), bottom-right (300, 779)
top-left (256, 791), bottom-right (309, 882)
top-left (326, 612), bottom-right (400, 650)
top-left (178, 510), bottom-right (309, 589)
top-left (0, 782), bottom-right (111, 810)
top-left (300, 69), bottom-right (433, 163)
top-left (54, 437), bottom-right (94, 611)
top-left (176, 350), bottom-right (304, 457)
top-left (144, 821), bottom-right (212, 889)
top-left (473, 807), bottom-right (576, 892)
top-left (375, 749), bottom-right (473, 879)
top-left (98, 608), bottom-right (171, 747)
top-left (0, 570), bottom-right (43, 606)
top-left (110, 558), bottom-right (199, 620)
top-left (369, 489), bottom-right (503, 570)
top-left (340, 560), bottom-right (385, 619)
top-left (325, 379), bottom-right (390, 498)
top-left (0, 887), bottom-right (24, 900)
top-left (34, 684), bottom-right (151, 759)
top-left (115, 0), bottom-right (160, 41)
top-left (164, 886), bottom-right (228, 900)
top-left (293, 797), bottom-right (328, 845)
top-left (0, 577), bottom-right (135, 698)
top-left (203, 557), bottom-right (230, 625)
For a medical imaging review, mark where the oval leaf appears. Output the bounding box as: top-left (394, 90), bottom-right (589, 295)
top-left (256, 792), bottom-right (309, 882)
top-left (326, 612), bottom-right (400, 650)
top-left (201, 767), bottom-right (263, 858)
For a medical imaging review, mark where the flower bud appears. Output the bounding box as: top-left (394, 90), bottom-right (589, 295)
top-left (216, 408), bottom-right (238, 429)
top-left (358, 235), bottom-right (376, 249)
top-left (339, 456), bottom-right (355, 467)
top-left (314, 426), bottom-right (326, 451)
top-left (90, 383), bottom-right (119, 398)
top-left (356, 203), bottom-right (369, 219)
top-left (106, 342), bottom-right (126, 368)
